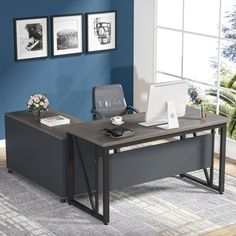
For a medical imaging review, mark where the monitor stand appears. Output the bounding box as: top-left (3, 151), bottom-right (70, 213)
top-left (157, 101), bottom-right (179, 130)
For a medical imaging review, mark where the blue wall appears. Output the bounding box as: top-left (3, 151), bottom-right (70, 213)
top-left (0, 0), bottom-right (134, 139)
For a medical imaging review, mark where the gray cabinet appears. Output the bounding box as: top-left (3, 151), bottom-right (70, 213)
top-left (5, 110), bottom-right (95, 199)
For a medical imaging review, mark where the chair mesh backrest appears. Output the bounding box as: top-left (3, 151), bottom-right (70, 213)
top-left (92, 84), bottom-right (127, 118)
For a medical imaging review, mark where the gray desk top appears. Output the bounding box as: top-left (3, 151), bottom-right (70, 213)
top-left (67, 106), bottom-right (228, 148)
top-left (5, 109), bottom-right (83, 140)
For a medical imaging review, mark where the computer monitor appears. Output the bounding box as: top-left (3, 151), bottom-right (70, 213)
top-left (139, 80), bottom-right (188, 129)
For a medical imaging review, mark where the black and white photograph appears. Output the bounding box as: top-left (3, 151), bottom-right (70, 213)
top-left (86, 11), bottom-right (117, 53)
top-left (14, 17), bottom-right (48, 61)
top-left (51, 14), bottom-right (83, 57)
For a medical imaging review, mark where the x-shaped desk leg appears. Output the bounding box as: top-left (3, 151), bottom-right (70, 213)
top-left (180, 125), bottom-right (226, 193)
top-left (67, 133), bottom-right (110, 225)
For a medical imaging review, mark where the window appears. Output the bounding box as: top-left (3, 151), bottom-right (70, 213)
top-left (156, 0), bottom-right (236, 141)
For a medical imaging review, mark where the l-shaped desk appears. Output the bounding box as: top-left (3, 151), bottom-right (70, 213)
top-left (66, 107), bottom-right (227, 225)
top-left (5, 107), bottom-right (228, 225)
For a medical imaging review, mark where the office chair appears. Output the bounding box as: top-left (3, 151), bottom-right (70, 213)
top-left (91, 84), bottom-right (139, 120)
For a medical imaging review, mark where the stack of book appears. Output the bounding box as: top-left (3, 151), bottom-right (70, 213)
top-left (40, 116), bottom-right (70, 127)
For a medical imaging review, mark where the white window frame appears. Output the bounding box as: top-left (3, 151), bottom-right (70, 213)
top-left (154, 0), bottom-right (236, 158)
top-left (155, 0), bottom-right (236, 95)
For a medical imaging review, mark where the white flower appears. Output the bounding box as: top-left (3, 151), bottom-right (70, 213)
top-left (43, 103), bottom-right (48, 109)
top-left (28, 99), bottom-right (33, 105)
top-left (35, 104), bottom-right (39, 108)
top-left (34, 97), bottom-right (40, 103)
top-left (40, 101), bottom-right (44, 106)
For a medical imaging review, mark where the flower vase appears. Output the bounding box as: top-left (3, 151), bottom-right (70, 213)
top-left (200, 103), bottom-right (208, 120)
top-left (33, 110), bottom-right (43, 121)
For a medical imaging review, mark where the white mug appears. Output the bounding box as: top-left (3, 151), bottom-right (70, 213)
top-left (111, 116), bottom-right (123, 125)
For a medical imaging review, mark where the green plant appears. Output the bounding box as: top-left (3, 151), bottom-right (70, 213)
top-left (206, 76), bottom-right (236, 139)
top-left (188, 75), bottom-right (236, 140)
top-left (221, 4), bottom-right (236, 62)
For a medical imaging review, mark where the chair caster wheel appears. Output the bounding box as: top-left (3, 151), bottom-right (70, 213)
top-left (8, 170), bottom-right (13, 173)
top-left (60, 199), bottom-right (66, 203)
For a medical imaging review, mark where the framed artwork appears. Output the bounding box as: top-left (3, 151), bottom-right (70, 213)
top-left (51, 14), bottom-right (83, 57)
top-left (86, 11), bottom-right (117, 53)
top-left (14, 16), bottom-right (48, 61)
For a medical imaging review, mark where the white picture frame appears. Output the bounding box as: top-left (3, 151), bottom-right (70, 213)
top-left (51, 14), bottom-right (83, 57)
top-left (14, 16), bottom-right (48, 61)
top-left (86, 11), bottom-right (117, 53)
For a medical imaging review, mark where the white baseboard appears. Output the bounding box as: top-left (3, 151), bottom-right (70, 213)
top-left (215, 136), bottom-right (236, 160)
top-left (0, 139), bottom-right (6, 148)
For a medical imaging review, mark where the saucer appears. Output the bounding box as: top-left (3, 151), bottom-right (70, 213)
top-left (112, 121), bottom-right (124, 126)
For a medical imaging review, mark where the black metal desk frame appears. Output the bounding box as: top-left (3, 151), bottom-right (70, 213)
top-left (67, 122), bottom-right (226, 225)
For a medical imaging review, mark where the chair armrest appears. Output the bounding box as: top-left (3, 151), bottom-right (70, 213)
top-left (91, 109), bottom-right (105, 120)
top-left (126, 106), bottom-right (140, 114)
